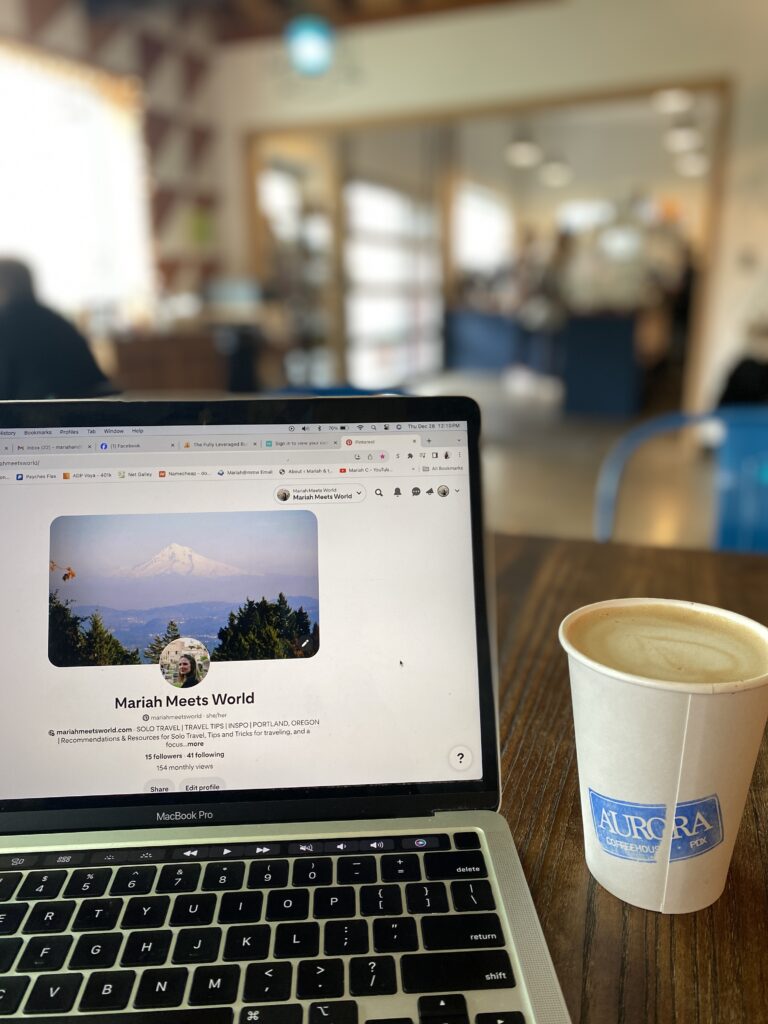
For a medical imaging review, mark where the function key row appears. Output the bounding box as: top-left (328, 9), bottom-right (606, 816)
top-left (0, 832), bottom-right (481, 872)
top-left (1, 852), bottom-right (487, 907)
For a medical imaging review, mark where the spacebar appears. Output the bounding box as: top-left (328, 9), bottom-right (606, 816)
top-left (20, 1011), bottom-right (233, 1024)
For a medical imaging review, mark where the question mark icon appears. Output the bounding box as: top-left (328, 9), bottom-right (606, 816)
top-left (450, 746), bottom-right (471, 770)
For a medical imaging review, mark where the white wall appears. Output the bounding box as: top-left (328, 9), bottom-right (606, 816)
top-left (211, 0), bottom-right (768, 408)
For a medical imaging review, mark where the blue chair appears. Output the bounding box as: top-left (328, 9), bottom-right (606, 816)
top-left (561, 314), bottom-right (644, 416)
top-left (594, 406), bottom-right (768, 553)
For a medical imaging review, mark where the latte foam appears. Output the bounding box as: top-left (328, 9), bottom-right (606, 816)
top-left (565, 603), bottom-right (768, 684)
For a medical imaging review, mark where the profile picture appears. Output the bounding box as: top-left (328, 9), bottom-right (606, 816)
top-left (437, 485), bottom-right (449, 497)
top-left (159, 637), bottom-right (211, 689)
top-left (276, 488), bottom-right (290, 502)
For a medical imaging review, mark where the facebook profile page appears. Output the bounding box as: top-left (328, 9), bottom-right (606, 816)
top-left (0, 420), bottom-right (482, 802)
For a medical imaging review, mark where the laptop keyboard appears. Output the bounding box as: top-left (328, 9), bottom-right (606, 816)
top-left (0, 832), bottom-right (524, 1022)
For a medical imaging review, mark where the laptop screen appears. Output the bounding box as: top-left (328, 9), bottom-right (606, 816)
top-left (0, 397), bottom-right (496, 832)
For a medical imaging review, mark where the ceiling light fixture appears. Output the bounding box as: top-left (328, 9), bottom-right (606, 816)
top-left (505, 138), bottom-right (543, 168)
top-left (285, 14), bottom-right (336, 77)
top-left (539, 158), bottom-right (572, 188)
top-left (664, 121), bottom-right (703, 153)
top-left (652, 88), bottom-right (694, 116)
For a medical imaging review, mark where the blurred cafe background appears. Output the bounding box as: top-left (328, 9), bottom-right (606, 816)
top-left (1, 0), bottom-right (767, 550)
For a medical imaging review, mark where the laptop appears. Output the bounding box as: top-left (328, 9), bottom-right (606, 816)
top-left (0, 395), bottom-right (569, 1024)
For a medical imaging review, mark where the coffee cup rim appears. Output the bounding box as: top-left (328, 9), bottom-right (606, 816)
top-left (558, 597), bottom-right (768, 693)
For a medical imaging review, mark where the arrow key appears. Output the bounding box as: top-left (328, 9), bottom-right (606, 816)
top-left (475, 1015), bottom-right (526, 1024)
top-left (244, 961), bottom-right (293, 1002)
top-left (419, 995), bottom-right (468, 1021)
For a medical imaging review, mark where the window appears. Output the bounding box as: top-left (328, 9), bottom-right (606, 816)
top-left (344, 181), bottom-right (442, 389)
top-left (0, 42), bottom-right (153, 324)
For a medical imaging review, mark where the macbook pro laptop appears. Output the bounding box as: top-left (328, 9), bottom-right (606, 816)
top-left (0, 395), bottom-right (569, 1024)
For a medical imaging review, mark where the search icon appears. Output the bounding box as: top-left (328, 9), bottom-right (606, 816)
top-left (375, 488), bottom-right (383, 497)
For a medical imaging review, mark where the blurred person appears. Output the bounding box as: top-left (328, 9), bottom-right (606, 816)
top-left (0, 258), bottom-right (113, 400)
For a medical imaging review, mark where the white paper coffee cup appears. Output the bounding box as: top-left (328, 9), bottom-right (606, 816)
top-left (559, 598), bottom-right (768, 914)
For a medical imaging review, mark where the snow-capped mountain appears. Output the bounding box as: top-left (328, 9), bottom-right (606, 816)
top-left (122, 543), bottom-right (247, 578)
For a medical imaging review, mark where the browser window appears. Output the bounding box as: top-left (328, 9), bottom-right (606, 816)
top-left (0, 419), bottom-right (481, 802)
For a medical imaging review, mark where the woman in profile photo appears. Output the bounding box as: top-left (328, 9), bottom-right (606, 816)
top-left (177, 653), bottom-right (200, 688)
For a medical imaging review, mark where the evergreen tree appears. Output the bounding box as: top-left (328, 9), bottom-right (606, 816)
top-left (48, 590), bottom-right (86, 667)
top-left (144, 620), bottom-right (181, 663)
top-left (212, 594), bottom-right (316, 661)
top-left (83, 612), bottom-right (141, 666)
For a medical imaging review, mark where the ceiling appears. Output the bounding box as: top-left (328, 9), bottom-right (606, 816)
top-left (215, 0), bottom-right (538, 41)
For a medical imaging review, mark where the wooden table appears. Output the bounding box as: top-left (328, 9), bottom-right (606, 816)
top-left (494, 536), bottom-right (768, 1024)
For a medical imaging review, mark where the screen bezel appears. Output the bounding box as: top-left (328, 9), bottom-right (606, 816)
top-left (0, 395), bottom-right (499, 835)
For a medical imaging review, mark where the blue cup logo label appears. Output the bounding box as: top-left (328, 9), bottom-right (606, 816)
top-left (589, 789), bottom-right (723, 863)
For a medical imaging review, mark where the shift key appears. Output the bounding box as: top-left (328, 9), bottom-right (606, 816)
top-left (401, 950), bottom-right (515, 993)
top-left (423, 851), bottom-right (487, 880)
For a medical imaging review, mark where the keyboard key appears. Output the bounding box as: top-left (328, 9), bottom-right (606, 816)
top-left (89, 850), bottom-right (129, 867)
top-left (18, 871), bottom-right (66, 901)
top-left (359, 839), bottom-right (396, 853)
top-left (23, 900), bottom-right (76, 933)
top-left (173, 927), bottom-right (222, 964)
top-left (314, 887), bottom-right (355, 919)
top-left (267, 889), bottom-right (310, 921)
top-left (476, 1014), bottom-right (525, 1024)
top-left (72, 898), bottom-right (122, 931)
top-left (0, 872), bottom-right (21, 902)
top-left (69, 931), bottom-right (123, 969)
top-left (13, 1012), bottom-right (231, 1024)
top-left (422, 914), bottom-right (504, 951)
top-left (243, 962), bottom-right (292, 1002)
top-left (366, 1019), bottom-right (413, 1024)
top-left (24, 971), bottom-right (83, 1014)
top-left (373, 917), bottom-right (419, 953)
top-left (249, 860), bottom-right (289, 889)
top-left (360, 885), bottom-right (402, 916)
top-left (122, 895), bottom-right (169, 930)
top-left (0, 853), bottom-right (39, 870)
top-left (401, 834), bottom-right (447, 851)
top-left (171, 893), bottom-right (216, 926)
top-left (323, 840), bottom-right (359, 854)
top-left (337, 857), bottom-right (376, 885)
top-left (189, 964), bottom-right (241, 1005)
top-left (79, 969), bottom-right (136, 1011)
top-left (203, 861), bottom-right (246, 891)
top-left (240, 1006), bottom-right (302, 1024)
top-left (172, 846), bottom-right (210, 862)
top-left (220, 891), bottom-right (264, 924)
top-left (310, 1003), bottom-right (358, 1024)
top-left (297, 958), bottom-right (344, 999)
top-left (451, 881), bottom-right (495, 913)
top-left (121, 929), bottom-right (173, 967)
top-left (288, 842), bottom-right (324, 857)
top-left (453, 832), bottom-right (481, 850)
top-left (0, 902), bottom-right (27, 935)
top-left (424, 852), bottom-right (487, 881)
top-left (324, 919), bottom-right (369, 956)
top-left (111, 865), bottom-right (157, 896)
top-left (63, 868), bottom-right (111, 898)
top-left (43, 852), bottom-right (85, 868)
top-left (349, 955), bottom-right (397, 996)
top-left (406, 884), bottom-right (448, 915)
top-left (381, 855), bottom-right (421, 882)
top-left (419, 994), bottom-right (468, 1019)
top-left (274, 922), bottom-right (320, 959)
top-left (0, 973), bottom-right (29, 1014)
top-left (223, 925), bottom-right (270, 962)
top-left (400, 951), bottom-right (515, 993)
top-left (0, 936), bottom-right (21, 971)
top-left (293, 859), bottom-right (333, 887)
top-left (18, 934), bottom-right (73, 971)
top-left (158, 863), bottom-right (202, 893)
top-left (134, 967), bottom-right (188, 1008)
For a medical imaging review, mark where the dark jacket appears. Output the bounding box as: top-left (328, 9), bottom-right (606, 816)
top-left (0, 299), bottom-right (113, 400)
